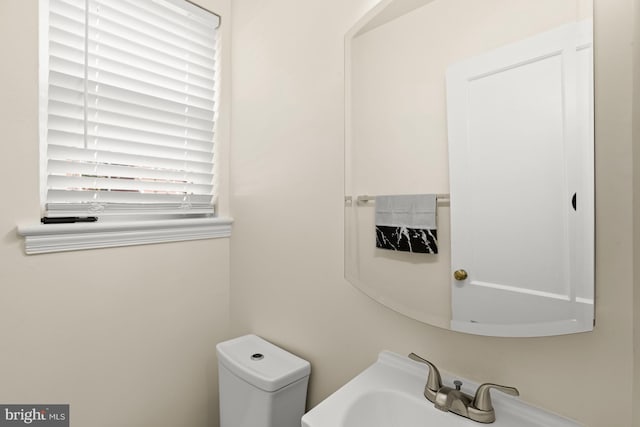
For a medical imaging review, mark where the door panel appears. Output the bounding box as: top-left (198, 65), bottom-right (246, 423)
top-left (447, 22), bottom-right (594, 336)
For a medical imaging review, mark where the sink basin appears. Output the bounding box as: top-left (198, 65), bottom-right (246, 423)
top-left (342, 389), bottom-right (457, 427)
top-left (301, 351), bottom-right (582, 427)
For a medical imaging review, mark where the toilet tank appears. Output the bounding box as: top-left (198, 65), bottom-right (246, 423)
top-left (217, 334), bottom-right (311, 427)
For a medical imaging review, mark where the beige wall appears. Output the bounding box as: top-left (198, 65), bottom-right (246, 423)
top-left (230, 0), bottom-right (637, 426)
top-left (0, 0), bottom-right (636, 426)
top-left (0, 1), bottom-right (231, 426)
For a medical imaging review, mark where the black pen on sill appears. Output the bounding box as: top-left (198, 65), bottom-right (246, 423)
top-left (41, 217), bottom-right (98, 224)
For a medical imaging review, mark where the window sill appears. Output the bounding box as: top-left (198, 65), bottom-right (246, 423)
top-left (17, 217), bottom-right (233, 255)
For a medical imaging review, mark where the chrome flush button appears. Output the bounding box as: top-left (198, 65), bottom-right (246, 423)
top-left (251, 353), bottom-right (264, 361)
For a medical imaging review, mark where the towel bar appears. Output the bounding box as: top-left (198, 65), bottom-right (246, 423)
top-left (354, 194), bottom-right (450, 203)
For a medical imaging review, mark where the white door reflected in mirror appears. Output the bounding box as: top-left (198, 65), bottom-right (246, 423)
top-left (447, 21), bottom-right (594, 336)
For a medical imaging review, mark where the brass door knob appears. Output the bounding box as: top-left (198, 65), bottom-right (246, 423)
top-left (453, 269), bottom-right (468, 281)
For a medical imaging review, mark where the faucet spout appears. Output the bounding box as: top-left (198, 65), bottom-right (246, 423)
top-left (434, 386), bottom-right (473, 417)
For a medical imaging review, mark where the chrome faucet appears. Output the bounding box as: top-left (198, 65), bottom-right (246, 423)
top-left (408, 353), bottom-right (519, 424)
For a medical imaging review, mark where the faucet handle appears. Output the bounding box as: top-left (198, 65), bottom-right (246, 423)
top-left (472, 383), bottom-right (520, 412)
top-left (407, 353), bottom-right (443, 401)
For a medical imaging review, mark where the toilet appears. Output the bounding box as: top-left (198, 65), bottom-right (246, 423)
top-left (217, 334), bottom-right (311, 427)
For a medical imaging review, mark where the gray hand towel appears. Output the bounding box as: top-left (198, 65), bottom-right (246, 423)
top-left (375, 194), bottom-right (438, 254)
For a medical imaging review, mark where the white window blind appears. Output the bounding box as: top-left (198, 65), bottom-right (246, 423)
top-left (40, 0), bottom-right (220, 218)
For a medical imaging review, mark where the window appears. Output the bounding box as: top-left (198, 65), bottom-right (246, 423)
top-left (19, 0), bottom-right (231, 254)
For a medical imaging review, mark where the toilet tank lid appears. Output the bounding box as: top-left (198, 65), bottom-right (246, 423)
top-left (216, 334), bottom-right (311, 392)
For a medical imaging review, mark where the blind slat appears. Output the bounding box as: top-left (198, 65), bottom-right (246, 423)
top-left (86, 69), bottom-right (215, 110)
top-left (88, 54), bottom-right (215, 96)
top-left (49, 79), bottom-right (215, 121)
top-left (49, 28), bottom-right (85, 52)
top-left (82, 120), bottom-right (214, 151)
top-left (48, 175), bottom-right (213, 195)
top-left (50, 91), bottom-right (214, 132)
top-left (46, 191), bottom-right (213, 205)
top-left (49, 11), bottom-right (85, 35)
top-left (48, 130), bottom-right (214, 162)
top-left (48, 159), bottom-right (213, 184)
top-left (48, 144), bottom-right (214, 174)
top-left (45, 205), bottom-right (215, 216)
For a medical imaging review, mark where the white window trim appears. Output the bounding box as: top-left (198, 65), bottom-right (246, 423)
top-left (23, 0), bottom-right (231, 255)
top-left (18, 217), bottom-right (232, 254)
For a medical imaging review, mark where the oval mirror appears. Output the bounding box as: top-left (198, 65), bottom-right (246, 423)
top-left (344, 0), bottom-right (594, 337)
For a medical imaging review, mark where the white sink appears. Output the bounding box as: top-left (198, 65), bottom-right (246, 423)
top-left (301, 351), bottom-right (582, 427)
